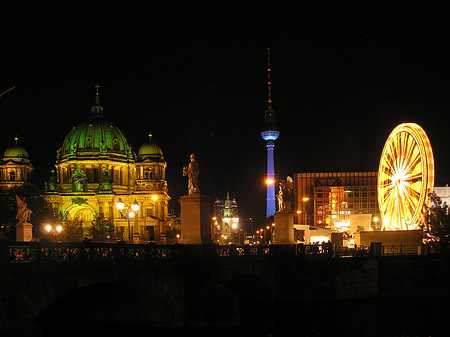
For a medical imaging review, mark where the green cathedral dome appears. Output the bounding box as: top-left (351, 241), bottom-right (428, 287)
top-left (3, 136), bottom-right (30, 163)
top-left (137, 132), bottom-right (164, 162)
top-left (57, 91), bottom-right (134, 164)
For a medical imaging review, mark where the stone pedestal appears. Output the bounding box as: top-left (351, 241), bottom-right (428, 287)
top-left (273, 211), bottom-right (294, 245)
top-left (179, 194), bottom-right (213, 245)
top-left (16, 222), bottom-right (33, 242)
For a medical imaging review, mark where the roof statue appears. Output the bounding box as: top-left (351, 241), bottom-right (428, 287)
top-left (182, 153), bottom-right (200, 194)
top-left (277, 176), bottom-right (293, 212)
top-left (15, 195), bottom-right (32, 223)
top-left (99, 168), bottom-right (113, 191)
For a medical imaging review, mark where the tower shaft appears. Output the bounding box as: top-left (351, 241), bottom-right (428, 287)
top-left (266, 140), bottom-right (276, 218)
top-left (260, 48), bottom-right (279, 219)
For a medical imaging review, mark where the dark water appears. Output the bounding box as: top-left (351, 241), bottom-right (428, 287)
top-left (37, 296), bottom-right (449, 337)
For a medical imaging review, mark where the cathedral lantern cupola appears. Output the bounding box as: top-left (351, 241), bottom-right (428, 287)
top-left (0, 136), bottom-right (34, 189)
top-left (136, 132), bottom-right (167, 191)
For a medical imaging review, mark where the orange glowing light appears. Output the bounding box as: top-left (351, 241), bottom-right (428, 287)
top-left (378, 123), bottom-right (434, 231)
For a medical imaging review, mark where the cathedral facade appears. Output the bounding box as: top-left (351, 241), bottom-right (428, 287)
top-left (1, 88), bottom-right (171, 243)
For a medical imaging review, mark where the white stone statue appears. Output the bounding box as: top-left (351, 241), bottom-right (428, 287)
top-left (15, 195), bottom-right (32, 223)
top-left (277, 184), bottom-right (284, 211)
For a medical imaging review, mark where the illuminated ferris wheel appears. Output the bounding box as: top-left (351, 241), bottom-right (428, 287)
top-left (378, 123), bottom-right (434, 231)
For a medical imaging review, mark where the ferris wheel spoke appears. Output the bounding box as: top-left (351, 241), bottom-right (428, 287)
top-left (402, 185), bottom-right (420, 212)
top-left (398, 133), bottom-right (409, 167)
top-left (384, 188), bottom-right (398, 221)
top-left (379, 180), bottom-right (392, 191)
top-left (384, 152), bottom-right (397, 173)
top-left (382, 189), bottom-right (394, 208)
top-left (402, 134), bottom-right (417, 167)
top-left (398, 142), bottom-right (412, 174)
top-left (404, 172), bottom-right (423, 184)
top-left (403, 154), bottom-right (422, 177)
top-left (381, 165), bottom-right (393, 176)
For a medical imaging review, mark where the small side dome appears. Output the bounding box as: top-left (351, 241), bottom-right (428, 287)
top-left (4, 136), bottom-right (29, 161)
top-left (137, 133), bottom-right (164, 161)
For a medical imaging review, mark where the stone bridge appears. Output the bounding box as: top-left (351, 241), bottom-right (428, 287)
top-left (1, 241), bottom-right (449, 336)
top-left (0, 241), bottom-right (280, 335)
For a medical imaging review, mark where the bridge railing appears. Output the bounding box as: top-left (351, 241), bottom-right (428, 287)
top-left (295, 243), bottom-right (438, 257)
top-left (5, 241), bottom-right (182, 265)
top-left (216, 244), bottom-right (273, 257)
top-left (3, 241), bottom-right (276, 266)
top-left (3, 241), bottom-right (447, 267)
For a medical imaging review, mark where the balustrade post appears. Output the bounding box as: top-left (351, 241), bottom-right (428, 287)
top-left (81, 239), bottom-right (92, 263)
top-left (0, 240), bottom-right (10, 267)
top-left (116, 241), bottom-right (126, 264)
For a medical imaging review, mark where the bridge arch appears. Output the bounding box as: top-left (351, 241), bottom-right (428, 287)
top-left (224, 273), bottom-right (273, 302)
top-left (0, 267), bottom-right (184, 335)
top-left (34, 279), bottom-right (181, 333)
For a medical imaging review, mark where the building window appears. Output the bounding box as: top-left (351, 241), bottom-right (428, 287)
top-left (147, 207), bottom-right (155, 217)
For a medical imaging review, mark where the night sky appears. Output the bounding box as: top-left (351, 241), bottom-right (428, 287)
top-left (1, 3), bottom-right (450, 224)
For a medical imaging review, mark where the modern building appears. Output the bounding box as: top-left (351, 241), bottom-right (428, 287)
top-left (213, 192), bottom-right (240, 244)
top-left (0, 136), bottom-right (34, 190)
top-left (434, 185), bottom-right (450, 206)
top-left (294, 172), bottom-right (380, 230)
top-left (260, 48), bottom-right (280, 218)
top-left (45, 87), bottom-right (171, 243)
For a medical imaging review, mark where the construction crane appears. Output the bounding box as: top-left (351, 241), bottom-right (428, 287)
top-left (0, 86), bottom-right (15, 98)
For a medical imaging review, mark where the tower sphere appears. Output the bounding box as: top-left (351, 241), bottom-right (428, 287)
top-left (261, 130), bottom-right (280, 141)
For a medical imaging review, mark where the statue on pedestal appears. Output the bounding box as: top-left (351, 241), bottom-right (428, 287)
top-left (15, 195), bottom-right (32, 223)
top-left (182, 153), bottom-right (200, 194)
top-left (277, 176), bottom-right (294, 212)
top-left (15, 195), bottom-right (33, 242)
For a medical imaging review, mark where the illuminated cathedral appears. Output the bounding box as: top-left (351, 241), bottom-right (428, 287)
top-left (1, 87), bottom-right (171, 243)
top-left (0, 136), bottom-right (33, 190)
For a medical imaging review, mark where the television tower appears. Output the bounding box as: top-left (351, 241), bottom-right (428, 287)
top-left (260, 48), bottom-right (280, 218)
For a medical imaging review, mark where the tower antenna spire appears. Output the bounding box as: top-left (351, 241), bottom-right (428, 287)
top-left (267, 47), bottom-right (272, 109)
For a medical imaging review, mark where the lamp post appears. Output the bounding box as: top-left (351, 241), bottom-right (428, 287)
top-left (296, 197), bottom-right (311, 225)
top-left (116, 198), bottom-right (140, 243)
top-left (44, 223), bottom-right (63, 241)
top-left (231, 217), bottom-right (239, 244)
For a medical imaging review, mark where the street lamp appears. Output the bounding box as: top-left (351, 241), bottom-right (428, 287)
top-left (297, 196), bottom-right (311, 225)
top-left (44, 223), bottom-right (63, 241)
top-left (115, 197), bottom-right (140, 243)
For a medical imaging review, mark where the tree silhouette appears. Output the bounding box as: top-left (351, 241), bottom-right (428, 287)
top-left (85, 213), bottom-right (117, 242)
top-left (425, 192), bottom-right (450, 244)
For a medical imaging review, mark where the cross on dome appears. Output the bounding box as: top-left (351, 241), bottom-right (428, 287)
top-left (91, 84), bottom-right (104, 117)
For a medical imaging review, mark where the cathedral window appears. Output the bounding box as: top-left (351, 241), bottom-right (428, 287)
top-left (113, 137), bottom-right (120, 150)
top-left (9, 170), bottom-right (15, 181)
top-left (146, 207), bottom-right (155, 217)
top-left (85, 136), bottom-right (92, 148)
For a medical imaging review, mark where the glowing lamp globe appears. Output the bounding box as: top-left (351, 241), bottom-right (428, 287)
top-left (116, 198), bottom-right (125, 211)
